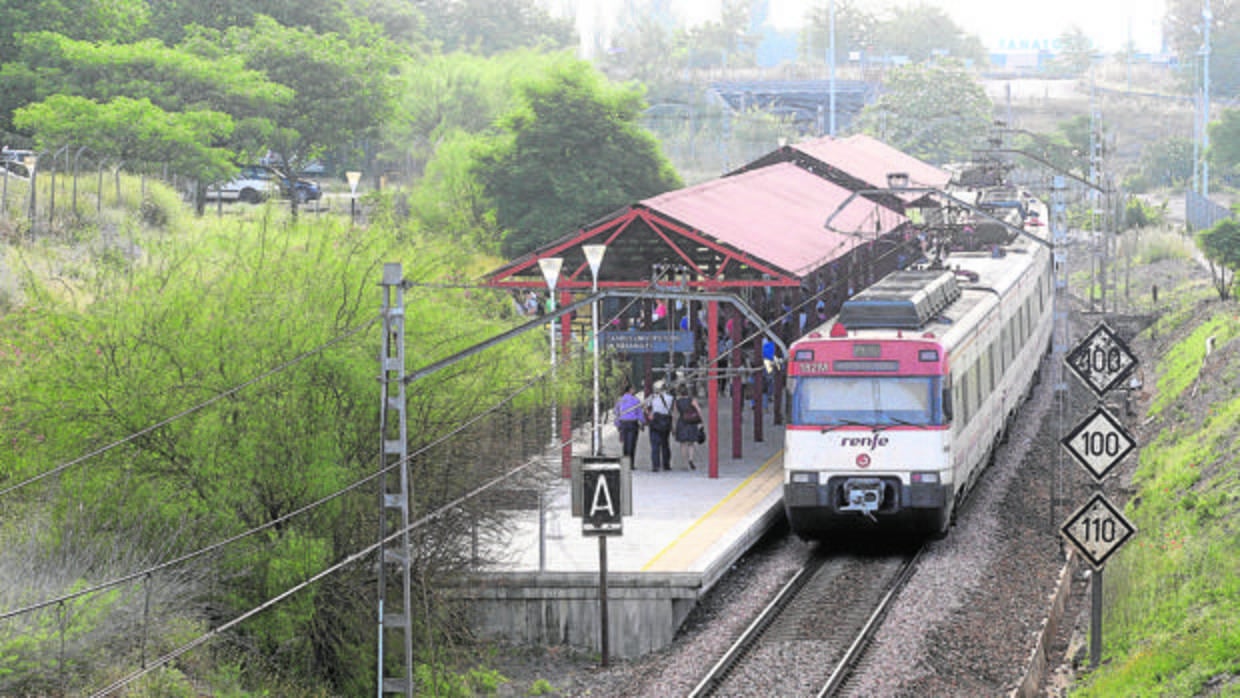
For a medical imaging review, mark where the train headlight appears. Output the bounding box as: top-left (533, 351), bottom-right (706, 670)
top-left (911, 472), bottom-right (939, 484)
top-left (790, 471), bottom-right (817, 484)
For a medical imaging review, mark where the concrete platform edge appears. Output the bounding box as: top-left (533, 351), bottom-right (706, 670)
top-left (698, 489), bottom-right (787, 595)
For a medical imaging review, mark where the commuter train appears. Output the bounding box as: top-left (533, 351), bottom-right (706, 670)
top-left (783, 196), bottom-right (1054, 539)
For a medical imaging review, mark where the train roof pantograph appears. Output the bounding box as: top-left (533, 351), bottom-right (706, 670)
top-left (836, 270), bottom-right (962, 330)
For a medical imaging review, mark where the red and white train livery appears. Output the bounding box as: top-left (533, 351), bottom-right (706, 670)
top-left (783, 218), bottom-right (1053, 539)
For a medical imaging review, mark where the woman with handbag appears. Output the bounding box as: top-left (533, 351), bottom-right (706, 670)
top-left (673, 384), bottom-right (704, 470)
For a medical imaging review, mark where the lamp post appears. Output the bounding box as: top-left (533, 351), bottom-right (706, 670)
top-left (2, 155), bottom-right (9, 215)
top-left (537, 257), bottom-right (564, 446)
top-left (23, 153), bottom-right (37, 239)
top-left (345, 170), bottom-right (361, 223)
top-left (583, 244), bottom-right (607, 455)
top-left (828, 0), bottom-right (836, 136)
top-left (1202, 0), bottom-right (1212, 200)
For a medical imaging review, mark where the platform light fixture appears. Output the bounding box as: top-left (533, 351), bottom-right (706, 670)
top-left (583, 244), bottom-right (607, 455)
top-left (538, 256), bottom-right (564, 443)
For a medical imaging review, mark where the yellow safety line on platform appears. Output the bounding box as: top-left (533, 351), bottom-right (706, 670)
top-left (640, 451), bottom-right (784, 572)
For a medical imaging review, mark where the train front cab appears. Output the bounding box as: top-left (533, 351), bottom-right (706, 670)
top-left (782, 348), bottom-right (957, 540)
top-left (785, 462), bottom-right (954, 540)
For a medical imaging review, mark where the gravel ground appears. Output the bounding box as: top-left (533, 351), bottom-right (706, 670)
top-left (485, 253), bottom-right (1201, 698)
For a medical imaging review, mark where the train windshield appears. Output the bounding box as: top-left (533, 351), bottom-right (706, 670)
top-left (790, 376), bottom-right (940, 426)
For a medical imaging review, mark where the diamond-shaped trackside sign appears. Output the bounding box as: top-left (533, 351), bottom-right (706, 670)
top-left (1065, 323), bottom-right (1138, 397)
top-left (1060, 493), bottom-right (1137, 569)
top-left (1062, 406), bottom-right (1137, 481)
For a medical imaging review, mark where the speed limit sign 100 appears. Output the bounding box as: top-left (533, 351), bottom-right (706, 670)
top-left (1061, 406), bottom-right (1137, 480)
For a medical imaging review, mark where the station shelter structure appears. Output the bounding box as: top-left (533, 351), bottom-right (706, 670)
top-left (483, 134), bottom-right (951, 480)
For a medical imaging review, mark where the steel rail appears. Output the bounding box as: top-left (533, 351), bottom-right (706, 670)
top-left (818, 547), bottom-right (925, 697)
top-left (688, 554), bottom-right (828, 698)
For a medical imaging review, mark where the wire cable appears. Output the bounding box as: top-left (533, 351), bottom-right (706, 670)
top-left (13, 227), bottom-right (940, 685)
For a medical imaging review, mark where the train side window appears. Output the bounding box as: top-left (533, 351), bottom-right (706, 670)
top-left (982, 345), bottom-right (993, 396)
top-left (972, 363), bottom-right (982, 419)
top-left (943, 374), bottom-right (954, 421)
top-left (989, 344), bottom-right (999, 393)
top-left (1003, 321), bottom-right (1012, 368)
top-left (959, 370), bottom-right (971, 425)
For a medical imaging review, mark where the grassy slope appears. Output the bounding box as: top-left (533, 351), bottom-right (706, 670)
top-left (1074, 276), bottom-right (1240, 695)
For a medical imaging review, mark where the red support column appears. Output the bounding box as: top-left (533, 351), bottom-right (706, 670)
top-left (707, 300), bottom-right (719, 479)
top-left (753, 348), bottom-right (765, 443)
top-left (729, 311), bottom-right (743, 459)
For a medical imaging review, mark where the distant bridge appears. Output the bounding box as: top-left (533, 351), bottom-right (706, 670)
top-left (707, 79), bottom-right (877, 133)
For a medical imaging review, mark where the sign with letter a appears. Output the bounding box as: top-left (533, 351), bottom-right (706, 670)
top-left (582, 462), bottom-right (623, 536)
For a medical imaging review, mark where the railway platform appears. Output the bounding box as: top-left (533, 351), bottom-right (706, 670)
top-left (457, 394), bottom-right (787, 659)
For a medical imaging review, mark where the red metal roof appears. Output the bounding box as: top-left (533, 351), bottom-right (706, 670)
top-left (792, 134), bottom-right (952, 202)
top-left (642, 161), bottom-right (906, 277)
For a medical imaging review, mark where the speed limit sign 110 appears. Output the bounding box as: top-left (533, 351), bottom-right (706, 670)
top-left (1061, 493), bottom-right (1137, 569)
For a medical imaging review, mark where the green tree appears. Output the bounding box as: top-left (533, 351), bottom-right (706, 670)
top-left (1137, 136), bottom-right (1194, 188)
top-left (1164, 0), bottom-right (1240, 97)
top-left (471, 59), bottom-right (682, 257)
top-left (1197, 218), bottom-right (1240, 299)
top-left (1123, 195), bottom-right (1166, 229)
top-left (850, 60), bottom-right (992, 164)
top-left (418, 0), bottom-right (575, 55)
top-left (0, 213), bottom-right (547, 691)
top-left (13, 94), bottom-right (236, 184)
top-left (1052, 26), bottom-right (1097, 75)
top-left (600, 15), bottom-right (679, 91)
top-left (678, 0), bottom-right (758, 70)
top-left (0, 0), bottom-right (148, 62)
top-left (144, 0), bottom-right (346, 45)
top-left (800, 0), bottom-right (878, 65)
top-left (872, 3), bottom-right (987, 64)
top-left (185, 16), bottom-right (399, 177)
top-left (385, 50), bottom-right (550, 181)
top-left (1208, 108), bottom-right (1240, 177)
top-left (0, 31), bottom-right (290, 146)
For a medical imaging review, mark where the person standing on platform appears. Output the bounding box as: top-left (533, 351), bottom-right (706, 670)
top-left (614, 383), bottom-right (645, 469)
top-left (673, 384), bottom-right (704, 470)
top-left (644, 380), bottom-right (674, 471)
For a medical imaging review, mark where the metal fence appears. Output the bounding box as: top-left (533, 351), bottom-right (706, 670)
top-left (1186, 188), bottom-right (1232, 231)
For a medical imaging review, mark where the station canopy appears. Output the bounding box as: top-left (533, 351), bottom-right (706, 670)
top-left (732, 134), bottom-right (953, 210)
top-left (483, 160), bottom-right (908, 293)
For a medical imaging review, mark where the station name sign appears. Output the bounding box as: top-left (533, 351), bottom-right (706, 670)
top-left (601, 330), bottom-right (694, 354)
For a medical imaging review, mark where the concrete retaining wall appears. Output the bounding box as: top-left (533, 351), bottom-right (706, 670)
top-left (454, 572), bottom-right (701, 659)
top-left (1012, 553), bottom-right (1079, 697)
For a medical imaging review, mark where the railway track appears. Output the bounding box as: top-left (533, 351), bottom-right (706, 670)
top-left (689, 544), bottom-right (924, 698)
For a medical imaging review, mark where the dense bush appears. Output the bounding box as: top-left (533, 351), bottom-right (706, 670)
top-left (0, 206), bottom-right (553, 693)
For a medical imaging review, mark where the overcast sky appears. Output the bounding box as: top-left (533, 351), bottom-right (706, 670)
top-left (735, 0), bottom-right (1168, 52)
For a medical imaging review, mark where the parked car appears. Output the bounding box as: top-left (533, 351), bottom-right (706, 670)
top-left (281, 174), bottom-right (321, 203)
top-left (205, 165), bottom-right (321, 204)
top-left (205, 165), bottom-right (279, 203)
top-left (298, 160), bottom-right (327, 176)
top-left (260, 152), bottom-right (327, 178)
top-left (1, 147), bottom-right (35, 177)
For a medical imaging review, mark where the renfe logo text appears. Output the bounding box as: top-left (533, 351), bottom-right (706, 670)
top-left (840, 435), bottom-right (890, 450)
